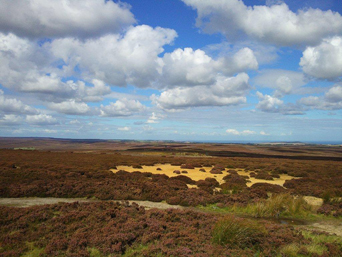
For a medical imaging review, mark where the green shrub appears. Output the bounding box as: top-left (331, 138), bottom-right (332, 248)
top-left (212, 215), bottom-right (265, 248)
top-left (249, 194), bottom-right (312, 218)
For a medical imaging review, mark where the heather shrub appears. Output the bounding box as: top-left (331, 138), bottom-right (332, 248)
top-left (250, 183), bottom-right (286, 194)
top-left (180, 164), bottom-right (194, 169)
top-left (255, 172), bottom-right (273, 180)
top-left (132, 165), bottom-right (143, 169)
top-left (221, 174), bottom-right (247, 193)
top-left (166, 196), bottom-right (182, 205)
top-left (271, 173), bottom-right (280, 178)
top-left (210, 168), bottom-right (223, 174)
top-left (204, 177), bottom-right (219, 188)
top-left (169, 175), bottom-right (196, 185)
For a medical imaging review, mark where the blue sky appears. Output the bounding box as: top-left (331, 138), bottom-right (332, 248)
top-left (0, 0), bottom-right (342, 142)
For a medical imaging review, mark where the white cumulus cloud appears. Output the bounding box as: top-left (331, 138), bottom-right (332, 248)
top-left (26, 114), bottom-right (58, 125)
top-left (226, 129), bottom-right (256, 135)
top-left (256, 92), bottom-right (283, 113)
top-left (48, 25), bottom-right (177, 88)
top-left (0, 0), bottom-right (135, 39)
top-left (0, 33), bottom-right (112, 103)
top-left (160, 47), bottom-right (257, 88)
top-left (300, 36), bottom-right (342, 80)
top-left (0, 91), bottom-right (37, 115)
top-left (182, 0), bottom-right (342, 46)
top-left (100, 99), bottom-right (146, 117)
top-left (256, 92), bottom-right (304, 115)
top-left (49, 100), bottom-right (91, 115)
top-left (0, 114), bottom-right (23, 125)
top-left (147, 112), bottom-right (164, 124)
top-left (153, 73), bottom-right (250, 111)
top-left (117, 126), bottom-right (131, 131)
top-left (300, 84), bottom-right (342, 110)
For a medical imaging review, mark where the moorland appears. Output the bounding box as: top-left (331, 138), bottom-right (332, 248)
top-left (0, 137), bottom-right (342, 256)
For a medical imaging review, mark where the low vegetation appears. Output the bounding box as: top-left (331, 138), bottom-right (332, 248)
top-left (1, 147), bottom-right (342, 256)
top-left (212, 215), bottom-right (266, 248)
top-left (3, 201), bottom-right (340, 257)
top-left (279, 230), bottom-right (342, 257)
top-left (248, 194), bottom-right (313, 218)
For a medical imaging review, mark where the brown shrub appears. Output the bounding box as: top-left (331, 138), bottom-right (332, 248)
top-left (166, 196), bottom-right (182, 205)
top-left (221, 174), bottom-right (247, 192)
top-left (205, 178), bottom-right (219, 188)
top-left (210, 169), bottom-right (223, 174)
top-left (132, 165), bottom-right (143, 169)
top-left (227, 169), bottom-right (238, 174)
top-left (255, 172), bottom-right (274, 181)
top-left (214, 164), bottom-right (225, 171)
top-left (180, 164), bottom-right (194, 169)
top-left (251, 183), bottom-right (286, 194)
top-left (170, 175), bottom-right (196, 185)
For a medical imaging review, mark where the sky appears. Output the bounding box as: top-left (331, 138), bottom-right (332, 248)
top-left (0, 0), bottom-right (342, 142)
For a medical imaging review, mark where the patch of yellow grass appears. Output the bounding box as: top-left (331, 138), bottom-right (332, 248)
top-left (113, 164), bottom-right (297, 187)
top-left (237, 170), bottom-right (295, 187)
top-left (187, 184), bottom-right (199, 189)
top-left (115, 164), bottom-right (227, 183)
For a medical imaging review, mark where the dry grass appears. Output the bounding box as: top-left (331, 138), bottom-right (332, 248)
top-left (212, 215), bottom-right (266, 247)
top-left (249, 194), bottom-right (313, 218)
top-left (203, 194), bottom-right (315, 219)
top-left (114, 164), bottom-right (296, 187)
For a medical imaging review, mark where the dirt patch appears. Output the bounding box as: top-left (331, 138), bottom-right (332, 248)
top-left (303, 196), bottom-right (323, 207)
top-left (114, 164), bottom-right (297, 187)
top-left (0, 198), bottom-right (185, 210)
top-left (0, 198), bottom-right (98, 208)
top-left (115, 200), bottom-right (186, 210)
top-left (303, 221), bottom-right (342, 236)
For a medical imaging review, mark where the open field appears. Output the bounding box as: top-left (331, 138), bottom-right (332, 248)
top-left (1, 138), bottom-right (342, 256)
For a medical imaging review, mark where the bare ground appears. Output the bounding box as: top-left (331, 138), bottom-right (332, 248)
top-left (0, 197), bottom-right (185, 210)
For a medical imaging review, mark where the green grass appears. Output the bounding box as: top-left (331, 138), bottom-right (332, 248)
top-left (122, 243), bottom-right (164, 257)
top-left (278, 230), bottom-right (342, 257)
top-left (302, 230), bottom-right (342, 245)
top-left (14, 147), bottom-right (36, 151)
top-left (22, 242), bottom-right (44, 257)
top-left (199, 194), bottom-right (318, 220)
top-left (122, 244), bottom-right (150, 257)
top-left (212, 215), bottom-right (266, 248)
top-left (278, 243), bottom-right (307, 257)
top-left (279, 242), bottom-right (325, 256)
top-left (247, 194), bottom-right (313, 218)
